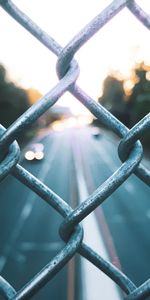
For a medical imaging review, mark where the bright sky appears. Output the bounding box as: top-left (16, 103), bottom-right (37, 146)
top-left (0, 0), bottom-right (150, 114)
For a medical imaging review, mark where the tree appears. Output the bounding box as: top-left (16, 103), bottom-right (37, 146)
top-left (127, 64), bottom-right (150, 148)
top-left (128, 65), bottom-right (150, 124)
top-left (98, 75), bottom-right (130, 126)
top-left (0, 65), bottom-right (30, 128)
top-left (98, 65), bottom-right (150, 150)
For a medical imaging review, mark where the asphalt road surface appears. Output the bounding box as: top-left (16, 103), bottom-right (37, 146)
top-left (0, 126), bottom-right (149, 299)
top-left (0, 130), bottom-right (79, 300)
top-left (75, 127), bottom-right (150, 288)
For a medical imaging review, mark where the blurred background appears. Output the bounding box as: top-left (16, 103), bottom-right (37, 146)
top-left (0, 2), bottom-right (150, 299)
top-left (0, 0), bottom-right (149, 152)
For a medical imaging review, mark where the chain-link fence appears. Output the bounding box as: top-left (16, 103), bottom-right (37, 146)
top-left (0, 0), bottom-right (150, 299)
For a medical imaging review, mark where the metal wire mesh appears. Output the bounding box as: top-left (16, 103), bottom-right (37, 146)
top-left (0, 0), bottom-right (150, 299)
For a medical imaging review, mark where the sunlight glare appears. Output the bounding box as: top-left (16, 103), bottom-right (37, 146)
top-left (51, 115), bottom-right (92, 131)
top-left (0, 0), bottom-right (150, 115)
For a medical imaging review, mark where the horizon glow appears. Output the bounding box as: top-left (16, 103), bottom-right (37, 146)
top-left (0, 0), bottom-right (150, 114)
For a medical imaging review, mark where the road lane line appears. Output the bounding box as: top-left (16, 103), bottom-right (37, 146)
top-left (79, 131), bottom-right (122, 269)
top-left (89, 135), bottom-right (137, 195)
top-left (0, 135), bottom-right (62, 272)
top-left (72, 133), bottom-right (121, 300)
top-left (67, 130), bottom-right (79, 300)
top-left (18, 242), bottom-right (63, 252)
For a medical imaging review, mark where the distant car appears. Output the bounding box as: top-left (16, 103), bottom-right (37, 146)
top-left (91, 127), bottom-right (101, 138)
top-left (25, 143), bottom-right (44, 161)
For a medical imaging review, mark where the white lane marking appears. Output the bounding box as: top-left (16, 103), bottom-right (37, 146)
top-left (72, 140), bottom-right (121, 300)
top-left (111, 214), bottom-right (125, 224)
top-left (124, 182), bottom-right (134, 193)
top-left (92, 138), bottom-right (136, 195)
top-left (93, 141), bottom-right (117, 172)
top-left (0, 257), bottom-right (6, 270)
top-left (19, 242), bottom-right (63, 252)
top-left (21, 203), bottom-right (33, 219)
top-left (146, 210), bottom-right (150, 219)
top-left (0, 136), bottom-right (61, 272)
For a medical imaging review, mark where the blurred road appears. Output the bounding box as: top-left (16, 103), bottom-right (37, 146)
top-left (0, 125), bottom-right (149, 299)
top-left (75, 127), bottom-right (150, 288)
top-left (0, 130), bottom-right (79, 300)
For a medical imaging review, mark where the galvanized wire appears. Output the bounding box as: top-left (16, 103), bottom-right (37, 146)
top-left (0, 0), bottom-right (150, 299)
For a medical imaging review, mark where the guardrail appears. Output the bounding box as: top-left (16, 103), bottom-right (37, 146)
top-left (0, 1), bottom-right (150, 299)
